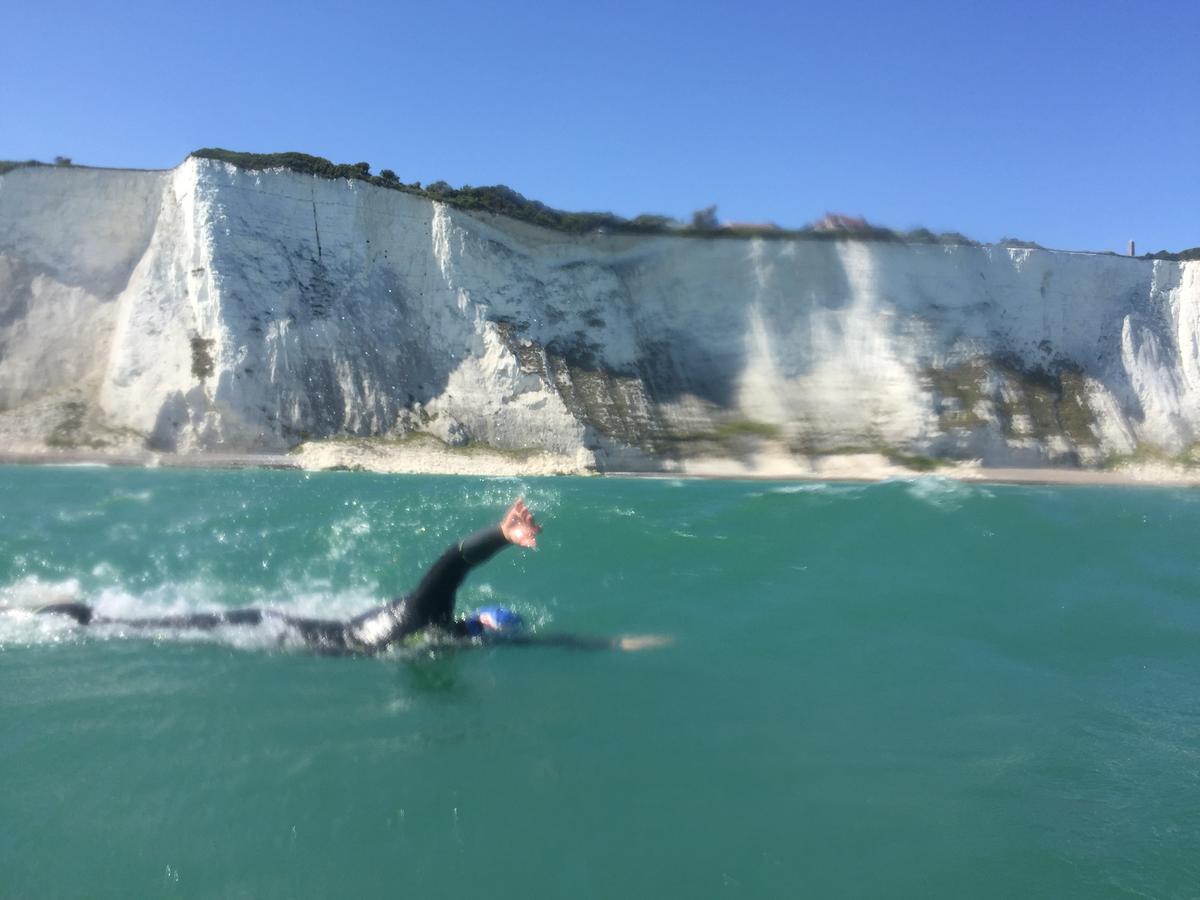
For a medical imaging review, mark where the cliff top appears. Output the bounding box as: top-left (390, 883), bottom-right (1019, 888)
top-left (4, 150), bottom-right (1197, 259)
top-left (185, 148), bottom-right (980, 246)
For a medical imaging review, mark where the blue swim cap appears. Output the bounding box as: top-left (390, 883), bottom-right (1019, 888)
top-left (463, 605), bottom-right (524, 636)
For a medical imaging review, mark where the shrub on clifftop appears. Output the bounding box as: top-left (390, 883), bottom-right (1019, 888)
top-left (192, 149), bottom-right (383, 184)
top-left (191, 149), bottom-right (637, 235)
top-left (0, 159), bottom-right (47, 174)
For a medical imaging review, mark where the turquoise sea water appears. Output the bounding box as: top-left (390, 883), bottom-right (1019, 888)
top-left (1, 466), bottom-right (1198, 898)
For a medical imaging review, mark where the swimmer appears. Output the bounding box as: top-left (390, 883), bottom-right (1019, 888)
top-left (25, 498), bottom-right (668, 654)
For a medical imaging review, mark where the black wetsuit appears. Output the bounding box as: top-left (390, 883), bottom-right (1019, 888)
top-left (34, 526), bottom-right (512, 655)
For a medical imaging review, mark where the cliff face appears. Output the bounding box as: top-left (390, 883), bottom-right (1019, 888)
top-left (1, 158), bottom-right (1198, 470)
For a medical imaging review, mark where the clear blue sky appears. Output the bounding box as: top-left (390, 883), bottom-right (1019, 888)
top-left (3, 0), bottom-right (1197, 252)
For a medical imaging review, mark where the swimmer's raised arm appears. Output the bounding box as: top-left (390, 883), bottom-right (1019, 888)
top-left (392, 498), bottom-right (540, 631)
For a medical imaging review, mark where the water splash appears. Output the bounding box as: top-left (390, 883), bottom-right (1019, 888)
top-left (766, 482), bottom-right (868, 497)
top-left (895, 475), bottom-right (992, 510)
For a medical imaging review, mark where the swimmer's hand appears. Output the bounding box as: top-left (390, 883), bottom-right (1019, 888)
top-left (616, 634), bottom-right (673, 652)
top-left (501, 497), bottom-right (541, 549)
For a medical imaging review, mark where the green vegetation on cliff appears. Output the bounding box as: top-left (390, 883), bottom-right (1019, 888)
top-left (188, 148), bottom-right (985, 245)
top-left (191, 148), bottom-right (645, 235)
top-left (0, 158), bottom-right (77, 174)
top-left (1142, 248), bottom-right (1200, 262)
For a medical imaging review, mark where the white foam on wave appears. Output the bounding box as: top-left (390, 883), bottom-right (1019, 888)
top-left (110, 489), bottom-right (154, 503)
top-left (0, 576), bottom-right (89, 647)
top-left (0, 574), bottom-right (365, 651)
top-left (87, 612), bottom-right (303, 653)
top-left (766, 482), bottom-right (868, 497)
top-left (246, 581), bottom-right (383, 621)
top-left (896, 475), bottom-right (992, 510)
top-left (0, 607), bottom-right (85, 647)
top-left (0, 575), bottom-right (84, 607)
top-left (55, 508), bottom-right (104, 523)
top-left (763, 477), bottom-right (995, 508)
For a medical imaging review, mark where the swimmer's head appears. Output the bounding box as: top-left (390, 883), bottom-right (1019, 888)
top-left (462, 605), bottom-right (524, 637)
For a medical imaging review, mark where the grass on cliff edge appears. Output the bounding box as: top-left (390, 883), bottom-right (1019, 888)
top-left (0, 158), bottom-right (76, 175)
top-left (185, 149), bottom-right (982, 246)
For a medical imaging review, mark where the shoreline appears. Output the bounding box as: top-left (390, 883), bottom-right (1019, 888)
top-left (2, 448), bottom-right (1198, 489)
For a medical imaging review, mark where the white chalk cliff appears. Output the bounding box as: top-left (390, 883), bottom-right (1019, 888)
top-left (1, 158), bottom-right (1198, 471)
